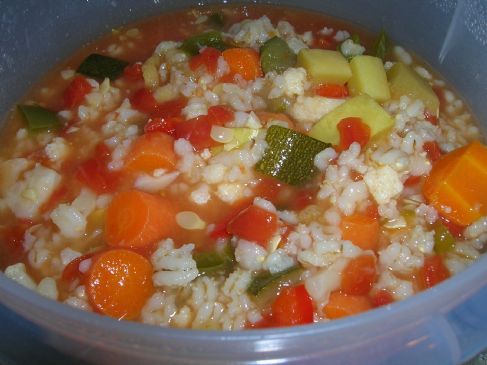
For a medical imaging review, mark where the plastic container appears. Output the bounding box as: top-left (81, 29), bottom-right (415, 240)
top-left (0, 1), bottom-right (486, 364)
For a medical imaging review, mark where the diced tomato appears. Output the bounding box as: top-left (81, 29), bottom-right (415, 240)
top-left (289, 189), bottom-right (316, 211)
top-left (153, 97), bottom-right (187, 119)
top-left (207, 105), bottom-right (234, 125)
top-left (254, 177), bottom-right (283, 205)
top-left (144, 116), bottom-right (182, 136)
top-left (123, 63), bottom-right (143, 82)
top-left (336, 117), bottom-right (371, 151)
top-left (0, 226), bottom-right (26, 266)
top-left (62, 252), bottom-right (97, 283)
top-left (404, 175), bottom-right (423, 187)
top-left (75, 144), bottom-right (119, 194)
top-left (210, 200), bottom-right (252, 240)
top-left (271, 284), bottom-right (314, 326)
top-left (189, 47), bottom-right (221, 74)
top-left (418, 254), bottom-right (450, 289)
top-left (370, 289), bottom-right (394, 307)
top-left (130, 88), bottom-right (159, 115)
top-left (315, 83), bottom-right (349, 98)
top-left (314, 35), bottom-right (336, 49)
top-left (423, 141), bottom-right (442, 162)
top-left (364, 202), bottom-right (380, 220)
top-left (424, 111), bottom-right (438, 125)
top-left (247, 314), bottom-right (274, 329)
top-left (63, 76), bottom-right (92, 108)
top-left (341, 254), bottom-right (377, 296)
top-left (439, 215), bottom-right (464, 239)
top-left (174, 115), bottom-right (220, 151)
top-left (227, 205), bottom-right (278, 246)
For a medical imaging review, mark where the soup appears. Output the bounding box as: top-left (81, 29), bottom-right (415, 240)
top-left (1, 5), bottom-right (486, 330)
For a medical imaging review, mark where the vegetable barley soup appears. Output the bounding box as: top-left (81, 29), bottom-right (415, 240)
top-left (1, 4), bottom-right (486, 329)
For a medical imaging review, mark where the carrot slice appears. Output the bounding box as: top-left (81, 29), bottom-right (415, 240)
top-left (324, 291), bottom-right (372, 319)
top-left (222, 48), bottom-right (263, 81)
top-left (341, 254), bottom-right (377, 296)
top-left (340, 212), bottom-right (380, 251)
top-left (105, 190), bottom-right (176, 248)
top-left (86, 249), bottom-right (154, 320)
top-left (123, 132), bottom-right (176, 174)
top-left (423, 140), bottom-right (487, 226)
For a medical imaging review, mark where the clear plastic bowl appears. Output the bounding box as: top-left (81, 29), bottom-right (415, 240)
top-left (1, 1), bottom-right (486, 364)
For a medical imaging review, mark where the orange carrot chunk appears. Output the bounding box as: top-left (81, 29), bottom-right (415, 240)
top-left (423, 140), bottom-right (487, 226)
top-left (324, 291), bottom-right (372, 319)
top-left (105, 189), bottom-right (176, 248)
top-left (340, 212), bottom-right (380, 251)
top-left (222, 48), bottom-right (263, 81)
top-left (341, 254), bottom-right (377, 296)
top-left (123, 132), bottom-right (176, 174)
top-left (86, 249), bottom-right (154, 320)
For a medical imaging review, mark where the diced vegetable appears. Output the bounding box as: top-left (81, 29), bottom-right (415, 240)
top-left (130, 88), bottom-right (159, 115)
top-left (77, 53), bottom-right (129, 80)
top-left (63, 76), bottom-right (93, 108)
top-left (86, 249), bottom-right (153, 319)
top-left (315, 83), bottom-right (349, 98)
top-left (267, 96), bottom-right (292, 112)
top-left (422, 141), bottom-right (487, 226)
top-left (347, 55), bottom-right (391, 102)
top-left (323, 291), bottom-right (372, 319)
top-left (260, 36), bottom-right (296, 74)
top-left (193, 244), bottom-right (234, 276)
top-left (210, 200), bottom-right (252, 240)
top-left (248, 266), bottom-right (303, 308)
top-left (433, 222), bottom-right (456, 254)
top-left (297, 49), bottom-right (352, 85)
top-left (256, 125), bottom-right (330, 185)
top-left (62, 252), bottom-right (96, 283)
top-left (153, 97), bottom-right (187, 119)
top-left (309, 95), bottom-right (394, 145)
top-left (76, 156), bottom-right (120, 194)
top-left (189, 47), bottom-right (221, 74)
top-left (370, 289), bottom-right (394, 307)
top-left (418, 254), bottom-right (450, 289)
top-left (222, 48), bottom-right (263, 81)
top-left (423, 140), bottom-right (442, 162)
top-left (387, 62), bottom-right (439, 116)
top-left (271, 284), bottom-right (313, 326)
top-left (373, 30), bottom-right (389, 60)
top-left (340, 212), bottom-right (379, 251)
top-left (18, 105), bottom-right (60, 132)
top-left (123, 63), bottom-right (143, 82)
top-left (227, 205), bottom-right (278, 245)
top-left (340, 254), bottom-right (377, 295)
top-left (207, 105), bottom-right (234, 125)
top-left (336, 117), bottom-right (371, 151)
top-left (123, 132), bottom-right (176, 173)
top-left (105, 190), bottom-right (176, 248)
top-left (144, 116), bottom-right (181, 136)
top-left (180, 31), bottom-right (228, 56)
top-left (175, 115), bottom-right (221, 151)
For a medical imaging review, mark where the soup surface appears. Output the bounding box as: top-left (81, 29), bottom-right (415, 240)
top-left (1, 5), bottom-right (486, 329)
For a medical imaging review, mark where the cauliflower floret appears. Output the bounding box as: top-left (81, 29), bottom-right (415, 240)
top-left (282, 67), bottom-right (308, 97)
top-left (364, 165), bottom-right (403, 205)
top-left (289, 95), bottom-right (345, 125)
top-left (5, 164), bottom-right (62, 219)
top-left (339, 39), bottom-right (366, 59)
